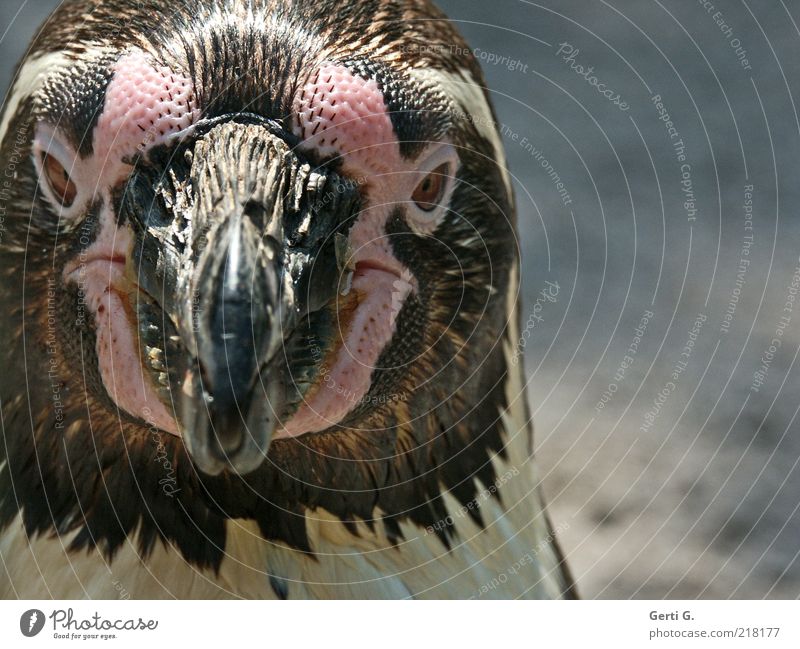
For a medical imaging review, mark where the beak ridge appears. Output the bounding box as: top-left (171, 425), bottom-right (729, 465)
top-left (126, 118), bottom-right (360, 475)
top-left (181, 209), bottom-right (283, 474)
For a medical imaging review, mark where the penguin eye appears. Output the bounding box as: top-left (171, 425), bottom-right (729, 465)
top-left (42, 153), bottom-right (77, 208)
top-left (412, 163), bottom-right (449, 211)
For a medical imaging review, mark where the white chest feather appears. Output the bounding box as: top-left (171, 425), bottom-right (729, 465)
top-left (1, 382), bottom-right (567, 599)
top-left (1, 470), bottom-right (564, 599)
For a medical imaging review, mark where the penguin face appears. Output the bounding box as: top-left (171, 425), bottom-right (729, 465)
top-left (1, 0), bottom-right (518, 558)
top-left (26, 48), bottom-right (466, 475)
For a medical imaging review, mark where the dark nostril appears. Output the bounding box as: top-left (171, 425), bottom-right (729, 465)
top-left (243, 200), bottom-right (267, 231)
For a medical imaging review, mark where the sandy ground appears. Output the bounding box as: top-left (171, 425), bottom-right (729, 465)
top-left (2, 0), bottom-right (799, 598)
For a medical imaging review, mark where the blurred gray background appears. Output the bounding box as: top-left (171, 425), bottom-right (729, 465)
top-left (2, 0), bottom-right (799, 598)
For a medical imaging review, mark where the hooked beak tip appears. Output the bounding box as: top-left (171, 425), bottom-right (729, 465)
top-left (178, 367), bottom-right (276, 476)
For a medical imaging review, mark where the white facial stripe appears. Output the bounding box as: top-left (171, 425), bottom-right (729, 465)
top-left (409, 67), bottom-right (513, 198)
top-left (0, 51), bottom-right (70, 146)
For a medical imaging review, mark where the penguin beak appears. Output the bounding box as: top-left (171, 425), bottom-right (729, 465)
top-left (179, 204), bottom-right (284, 476)
top-left (123, 118), bottom-right (359, 475)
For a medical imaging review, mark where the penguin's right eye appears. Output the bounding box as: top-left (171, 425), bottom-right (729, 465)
top-left (412, 163), bottom-right (449, 212)
top-left (42, 153), bottom-right (77, 208)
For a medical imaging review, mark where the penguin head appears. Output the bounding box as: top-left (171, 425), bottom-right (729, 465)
top-left (0, 0), bottom-right (518, 560)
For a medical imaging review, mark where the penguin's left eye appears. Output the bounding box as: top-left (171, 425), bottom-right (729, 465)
top-left (42, 153), bottom-right (77, 208)
top-left (412, 163), bottom-right (449, 211)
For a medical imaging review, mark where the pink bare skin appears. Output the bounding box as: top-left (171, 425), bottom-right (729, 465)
top-left (50, 54), bottom-right (433, 441)
top-left (279, 63), bottom-right (420, 437)
top-left (51, 51), bottom-right (197, 435)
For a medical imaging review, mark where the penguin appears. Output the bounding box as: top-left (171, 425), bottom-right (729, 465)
top-left (0, 0), bottom-right (575, 599)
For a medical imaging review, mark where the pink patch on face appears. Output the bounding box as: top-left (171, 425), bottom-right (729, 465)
top-left (293, 63), bottom-right (401, 174)
top-left (278, 266), bottom-right (412, 438)
top-left (280, 63), bottom-right (420, 438)
top-left (63, 214), bottom-right (178, 435)
top-left (93, 51), bottom-right (197, 183)
top-left (59, 49), bottom-right (196, 434)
